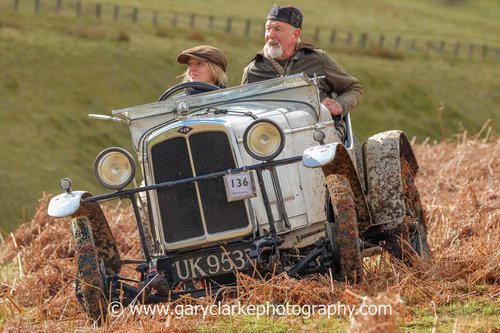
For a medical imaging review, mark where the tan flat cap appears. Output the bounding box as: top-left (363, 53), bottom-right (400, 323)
top-left (176, 45), bottom-right (227, 72)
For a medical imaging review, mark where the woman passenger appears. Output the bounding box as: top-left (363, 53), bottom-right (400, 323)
top-left (176, 45), bottom-right (228, 93)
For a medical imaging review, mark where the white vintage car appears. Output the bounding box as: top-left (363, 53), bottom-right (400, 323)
top-left (48, 74), bottom-right (429, 322)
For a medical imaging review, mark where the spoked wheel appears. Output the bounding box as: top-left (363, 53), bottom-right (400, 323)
top-left (326, 174), bottom-right (363, 283)
top-left (71, 216), bottom-right (108, 324)
top-left (384, 157), bottom-right (431, 263)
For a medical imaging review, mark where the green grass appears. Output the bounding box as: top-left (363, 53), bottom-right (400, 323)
top-left (0, 0), bottom-right (499, 232)
top-left (0, 262), bottom-right (20, 325)
top-left (193, 301), bottom-right (500, 332)
top-left (197, 315), bottom-right (348, 332)
top-left (407, 301), bottom-right (500, 332)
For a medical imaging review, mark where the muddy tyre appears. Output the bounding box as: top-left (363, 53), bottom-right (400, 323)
top-left (326, 174), bottom-right (363, 283)
top-left (71, 216), bottom-right (107, 324)
top-left (385, 157), bottom-right (431, 263)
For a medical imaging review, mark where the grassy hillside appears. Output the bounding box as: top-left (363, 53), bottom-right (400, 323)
top-left (92, 0), bottom-right (500, 44)
top-left (0, 0), bottom-right (499, 232)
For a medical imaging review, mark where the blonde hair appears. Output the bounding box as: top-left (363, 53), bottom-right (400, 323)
top-left (178, 61), bottom-right (228, 88)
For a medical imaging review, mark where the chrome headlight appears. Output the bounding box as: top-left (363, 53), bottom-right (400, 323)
top-left (94, 147), bottom-right (136, 190)
top-left (243, 119), bottom-right (285, 161)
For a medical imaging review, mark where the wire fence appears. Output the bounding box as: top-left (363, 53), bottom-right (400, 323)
top-left (2, 0), bottom-right (500, 61)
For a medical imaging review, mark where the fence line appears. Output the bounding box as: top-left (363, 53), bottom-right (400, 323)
top-left (2, 0), bottom-right (499, 60)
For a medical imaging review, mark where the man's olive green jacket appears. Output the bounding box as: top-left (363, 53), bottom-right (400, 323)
top-left (241, 42), bottom-right (363, 118)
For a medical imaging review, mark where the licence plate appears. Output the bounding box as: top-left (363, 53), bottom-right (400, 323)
top-left (171, 244), bottom-right (250, 281)
top-left (223, 171), bottom-right (257, 202)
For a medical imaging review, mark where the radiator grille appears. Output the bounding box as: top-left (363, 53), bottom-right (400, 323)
top-left (150, 130), bottom-right (249, 244)
top-left (151, 137), bottom-right (204, 243)
top-left (189, 132), bottom-right (249, 234)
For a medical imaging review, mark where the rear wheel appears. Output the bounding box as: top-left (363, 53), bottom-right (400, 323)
top-left (384, 157), bottom-right (430, 263)
top-left (326, 174), bottom-right (363, 283)
top-left (71, 216), bottom-right (108, 324)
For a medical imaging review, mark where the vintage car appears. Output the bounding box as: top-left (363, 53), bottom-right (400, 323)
top-left (47, 74), bottom-right (430, 322)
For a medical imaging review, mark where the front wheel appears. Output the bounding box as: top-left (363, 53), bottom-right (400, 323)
top-left (71, 216), bottom-right (108, 324)
top-left (384, 157), bottom-right (431, 263)
top-left (326, 174), bottom-right (363, 283)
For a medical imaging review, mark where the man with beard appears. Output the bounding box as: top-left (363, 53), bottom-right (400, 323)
top-left (241, 4), bottom-right (363, 140)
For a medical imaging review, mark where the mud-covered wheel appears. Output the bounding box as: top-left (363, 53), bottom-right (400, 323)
top-left (326, 174), bottom-right (363, 283)
top-left (71, 216), bottom-right (108, 323)
top-left (385, 157), bottom-right (431, 263)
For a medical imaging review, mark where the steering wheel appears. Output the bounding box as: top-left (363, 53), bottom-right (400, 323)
top-left (158, 81), bottom-right (221, 102)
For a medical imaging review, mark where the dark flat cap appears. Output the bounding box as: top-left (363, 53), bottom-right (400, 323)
top-left (266, 4), bottom-right (303, 29)
top-left (176, 45), bottom-right (227, 72)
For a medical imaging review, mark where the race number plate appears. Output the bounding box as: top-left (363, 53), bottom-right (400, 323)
top-left (223, 171), bottom-right (256, 202)
top-left (171, 244), bottom-right (251, 281)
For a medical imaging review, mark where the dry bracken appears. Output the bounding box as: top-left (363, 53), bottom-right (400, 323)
top-left (1, 136), bottom-right (498, 332)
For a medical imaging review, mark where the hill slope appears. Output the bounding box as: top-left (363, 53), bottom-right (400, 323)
top-left (0, 0), bottom-right (499, 231)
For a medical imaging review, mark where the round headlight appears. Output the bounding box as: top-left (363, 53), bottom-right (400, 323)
top-left (243, 119), bottom-right (285, 161)
top-left (94, 147), bottom-right (136, 190)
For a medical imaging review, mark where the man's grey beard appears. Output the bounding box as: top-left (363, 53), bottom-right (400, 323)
top-left (265, 42), bottom-right (283, 59)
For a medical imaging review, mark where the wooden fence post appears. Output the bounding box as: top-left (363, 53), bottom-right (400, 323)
top-left (359, 32), bottom-right (368, 49)
top-left (482, 45), bottom-right (488, 58)
top-left (378, 34), bottom-right (385, 48)
top-left (438, 41), bottom-right (445, 53)
top-left (132, 7), bottom-right (138, 23)
top-left (346, 31), bottom-right (352, 46)
top-left (496, 48), bottom-right (500, 60)
top-left (55, 0), bottom-right (62, 14)
top-left (14, 0), bottom-right (19, 11)
top-left (34, 0), bottom-right (40, 14)
top-left (394, 36), bottom-right (401, 50)
top-left (208, 16), bottom-right (214, 30)
top-left (152, 10), bottom-right (158, 25)
top-left (190, 13), bottom-right (195, 28)
top-left (113, 5), bottom-right (119, 20)
top-left (468, 44), bottom-right (475, 58)
top-left (172, 13), bottom-right (178, 27)
top-left (244, 19), bottom-right (251, 37)
top-left (226, 17), bottom-right (232, 33)
top-left (314, 27), bottom-right (320, 42)
top-left (409, 39), bottom-right (416, 52)
top-left (75, 1), bottom-right (81, 17)
top-left (426, 41), bottom-right (432, 52)
top-left (330, 29), bottom-right (336, 44)
top-left (95, 3), bottom-right (101, 19)
top-left (453, 42), bottom-right (460, 56)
